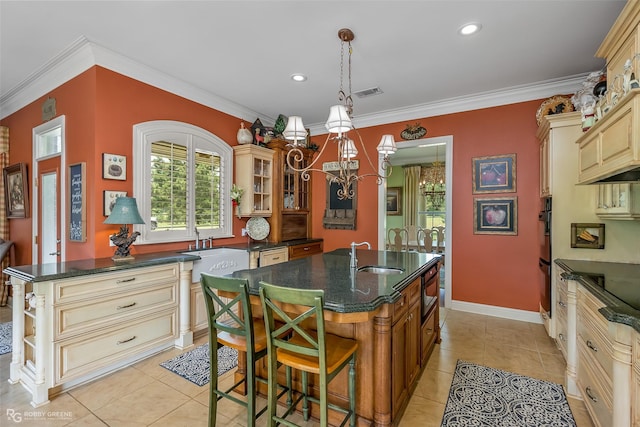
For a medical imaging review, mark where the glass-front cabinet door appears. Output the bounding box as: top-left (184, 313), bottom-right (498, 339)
top-left (232, 144), bottom-right (273, 217)
top-left (283, 154), bottom-right (309, 211)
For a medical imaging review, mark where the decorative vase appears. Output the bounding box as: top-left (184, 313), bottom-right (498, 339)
top-left (235, 205), bottom-right (241, 218)
top-left (237, 122), bottom-right (253, 145)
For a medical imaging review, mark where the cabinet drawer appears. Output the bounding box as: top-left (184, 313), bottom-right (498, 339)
top-left (408, 278), bottom-right (421, 306)
top-left (577, 310), bottom-right (614, 386)
top-left (393, 280), bottom-right (420, 324)
top-left (55, 281), bottom-right (177, 339)
top-left (555, 309), bottom-right (568, 359)
top-left (556, 284), bottom-right (568, 318)
top-left (55, 309), bottom-right (177, 384)
top-left (54, 264), bottom-right (179, 303)
top-left (260, 247), bottom-right (288, 266)
top-left (578, 346), bottom-right (613, 427)
top-left (288, 241), bottom-right (323, 260)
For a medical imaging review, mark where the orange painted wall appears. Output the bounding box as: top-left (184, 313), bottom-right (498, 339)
top-left (2, 66), bottom-right (544, 312)
top-left (311, 101), bottom-right (543, 312)
top-left (1, 66), bottom-right (248, 263)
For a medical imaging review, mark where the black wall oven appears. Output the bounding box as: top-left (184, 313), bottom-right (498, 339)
top-left (539, 197), bottom-right (552, 319)
top-left (422, 263), bottom-right (439, 321)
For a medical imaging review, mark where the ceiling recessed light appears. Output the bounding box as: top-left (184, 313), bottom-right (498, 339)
top-left (291, 73), bottom-right (307, 82)
top-left (459, 23), bottom-right (482, 36)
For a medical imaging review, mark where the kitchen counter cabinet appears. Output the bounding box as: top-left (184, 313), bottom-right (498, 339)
top-left (554, 264), bottom-right (579, 397)
top-left (3, 252), bottom-right (198, 407)
top-left (555, 259), bottom-right (638, 426)
top-left (230, 249), bottom-right (441, 426)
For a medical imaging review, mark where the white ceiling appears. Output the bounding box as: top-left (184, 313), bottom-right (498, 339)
top-left (0, 0), bottom-right (626, 135)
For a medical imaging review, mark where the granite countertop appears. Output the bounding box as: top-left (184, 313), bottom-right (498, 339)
top-left (555, 259), bottom-right (640, 332)
top-left (230, 248), bottom-right (441, 313)
top-left (3, 251), bottom-right (200, 283)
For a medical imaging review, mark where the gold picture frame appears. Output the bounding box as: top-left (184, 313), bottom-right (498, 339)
top-left (3, 163), bottom-right (29, 219)
top-left (387, 187), bottom-right (402, 215)
top-left (571, 223), bottom-right (605, 249)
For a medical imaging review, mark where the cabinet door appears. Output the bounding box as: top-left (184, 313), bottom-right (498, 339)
top-left (391, 317), bottom-right (408, 419)
top-left (283, 154), bottom-right (310, 211)
top-left (595, 183), bottom-right (640, 219)
top-left (407, 302), bottom-right (421, 387)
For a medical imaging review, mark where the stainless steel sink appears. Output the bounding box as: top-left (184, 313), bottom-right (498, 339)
top-left (357, 266), bottom-right (404, 275)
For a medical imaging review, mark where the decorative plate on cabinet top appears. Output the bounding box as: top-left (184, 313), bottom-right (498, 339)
top-left (535, 95), bottom-right (575, 125)
top-left (246, 217), bottom-right (270, 240)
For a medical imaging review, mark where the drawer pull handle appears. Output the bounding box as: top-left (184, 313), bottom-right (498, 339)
top-left (117, 278), bottom-right (136, 284)
top-left (304, 247), bottom-right (310, 251)
top-left (558, 333), bottom-right (565, 342)
top-left (117, 336), bottom-right (136, 345)
top-left (585, 386), bottom-right (598, 403)
top-left (117, 302), bottom-right (137, 310)
top-left (586, 340), bottom-right (598, 352)
top-left (558, 301), bottom-right (566, 308)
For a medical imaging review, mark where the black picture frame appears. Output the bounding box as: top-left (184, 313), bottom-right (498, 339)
top-left (571, 223), bottom-right (605, 249)
top-left (472, 154), bottom-right (516, 194)
top-left (3, 163), bottom-right (29, 219)
top-left (387, 187), bottom-right (402, 215)
top-left (473, 196), bottom-right (517, 235)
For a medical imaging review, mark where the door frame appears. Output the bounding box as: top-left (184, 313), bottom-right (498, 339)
top-left (378, 135), bottom-right (452, 308)
top-left (32, 116), bottom-right (66, 264)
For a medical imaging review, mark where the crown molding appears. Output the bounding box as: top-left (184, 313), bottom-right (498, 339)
top-left (1, 36), bottom-right (585, 129)
top-left (307, 74), bottom-right (588, 135)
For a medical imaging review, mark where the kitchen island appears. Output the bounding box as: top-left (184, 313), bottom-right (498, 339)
top-left (230, 248), bottom-right (441, 427)
top-left (3, 251), bottom-right (199, 407)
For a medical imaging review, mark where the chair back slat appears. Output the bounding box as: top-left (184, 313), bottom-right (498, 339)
top-left (260, 282), bottom-right (325, 360)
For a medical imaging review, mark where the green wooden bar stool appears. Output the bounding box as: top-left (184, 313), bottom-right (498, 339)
top-left (201, 274), bottom-right (291, 427)
top-left (259, 281), bottom-right (358, 427)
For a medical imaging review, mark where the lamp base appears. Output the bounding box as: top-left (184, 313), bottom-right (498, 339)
top-left (112, 255), bottom-right (135, 263)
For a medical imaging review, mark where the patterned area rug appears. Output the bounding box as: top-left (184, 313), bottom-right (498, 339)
top-left (160, 343), bottom-right (237, 387)
top-left (0, 322), bottom-right (11, 355)
top-left (441, 360), bottom-right (576, 427)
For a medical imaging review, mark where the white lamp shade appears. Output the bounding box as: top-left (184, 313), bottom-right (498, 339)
top-left (283, 116), bottom-right (307, 142)
top-left (325, 105), bottom-right (353, 134)
top-left (341, 138), bottom-right (358, 159)
top-left (377, 134), bottom-right (397, 155)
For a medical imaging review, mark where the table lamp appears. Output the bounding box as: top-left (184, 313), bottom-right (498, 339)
top-left (104, 196), bottom-right (145, 262)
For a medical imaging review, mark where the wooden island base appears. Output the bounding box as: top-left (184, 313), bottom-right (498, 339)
top-left (234, 273), bottom-right (440, 427)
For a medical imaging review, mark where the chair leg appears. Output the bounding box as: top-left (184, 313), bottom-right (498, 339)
top-left (285, 365), bottom-right (293, 407)
top-left (267, 352), bottom-right (278, 427)
top-left (209, 341), bottom-right (218, 427)
top-left (349, 357), bottom-right (356, 427)
top-left (302, 371), bottom-right (309, 421)
top-left (246, 353), bottom-right (256, 427)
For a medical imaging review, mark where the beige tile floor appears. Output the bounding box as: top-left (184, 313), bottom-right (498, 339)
top-left (0, 303), bottom-right (594, 426)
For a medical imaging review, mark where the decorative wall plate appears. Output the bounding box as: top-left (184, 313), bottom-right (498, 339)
top-left (535, 95), bottom-right (574, 125)
top-left (400, 123), bottom-right (427, 140)
top-left (246, 216), bottom-right (270, 240)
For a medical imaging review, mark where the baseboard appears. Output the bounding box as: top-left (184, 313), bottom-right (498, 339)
top-left (449, 299), bottom-right (543, 324)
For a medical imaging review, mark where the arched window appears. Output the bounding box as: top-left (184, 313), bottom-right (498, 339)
top-left (133, 121), bottom-right (233, 244)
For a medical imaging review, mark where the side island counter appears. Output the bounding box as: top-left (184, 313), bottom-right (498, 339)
top-left (3, 251), bottom-right (199, 407)
top-left (230, 248), bottom-right (442, 427)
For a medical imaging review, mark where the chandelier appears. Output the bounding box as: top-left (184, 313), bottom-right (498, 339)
top-left (420, 145), bottom-right (446, 209)
top-left (282, 28), bottom-right (397, 200)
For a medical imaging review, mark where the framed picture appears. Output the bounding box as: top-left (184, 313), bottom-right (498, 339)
top-left (3, 163), bottom-right (29, 219)
top-left (386, 187), bottom-right (402, 215)
top-left (69, 162), bottom-right (87, 242)
top-left (571, 223), bottom-right (605, 249)
top-left (104, 190), bottom-right (128, 216)
top-left (472, 154), bottom-right (516, 194)
top-left (103, 153), bottom-right (126, 180)
top-left (473, 196), bottom-right (517, 235)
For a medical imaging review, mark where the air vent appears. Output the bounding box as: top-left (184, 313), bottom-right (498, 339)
top-left (354, 87), bottom-right (383, 98)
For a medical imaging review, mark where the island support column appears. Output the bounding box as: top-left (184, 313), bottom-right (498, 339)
top-left (8, 278), bottom-right (24, 384)
top-left (176, 261), bottom-right (194, 349)
top-left (373, 314), bottom-right (392, 427)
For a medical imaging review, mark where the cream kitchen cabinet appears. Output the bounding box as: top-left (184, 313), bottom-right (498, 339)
top-left (5, 256), bottom-right (195, 407)
top-left (576, 284), bottom-right (633, 427)
top-left (595, 183), bottom-right (640, 219)
top-left (259, 246), bottom-right (289, 266)
top-left (554, 265), bottom-right (579, 397)
top-left (233, 144), bottom-right (274, 217)
top-left (536, 112), bottom-right (582, 197)
top-left (576, 0), bottom-right (640, 184)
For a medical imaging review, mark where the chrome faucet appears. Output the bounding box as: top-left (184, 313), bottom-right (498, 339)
top-left (194, 227), bottom-right (200, 249)
top-left (350, 241), bottom-right (371, 269)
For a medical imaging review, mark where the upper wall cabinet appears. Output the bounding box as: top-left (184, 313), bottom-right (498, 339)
top-left (576, 2), bottom-right (640, 184)
top-left (595, 183), bottom-right (640, 220)
top-left (233, 144), bottom-right (274, 217)
top-left (536, 112), bottom-right (582, 197)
